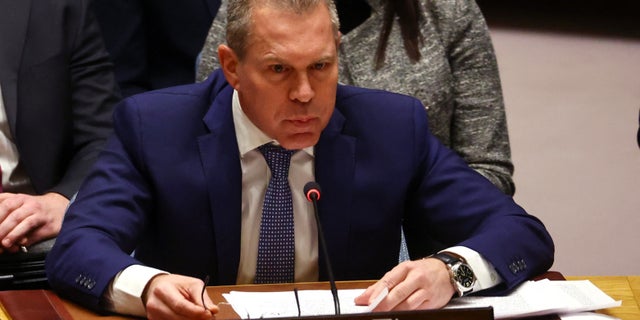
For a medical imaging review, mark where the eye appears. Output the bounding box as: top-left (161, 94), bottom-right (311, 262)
top-left (271, 64), bottom-right (285, 73)
top-left (312, 63), bottom-right (326, 70)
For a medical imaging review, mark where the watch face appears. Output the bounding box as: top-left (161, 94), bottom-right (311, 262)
top-left (455, 264), bottom-right (475, 288)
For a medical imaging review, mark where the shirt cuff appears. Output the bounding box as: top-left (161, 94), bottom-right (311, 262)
top-left (103, 264), bottom-right (168, 317)
top-left (441, 246), bottom-right (503, 292)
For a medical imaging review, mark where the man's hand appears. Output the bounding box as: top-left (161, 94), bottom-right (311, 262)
top-left (355, 258), bottom-right (455, 311)
top-left (143, 274), bottom-right (219, 320)
top-left (0, 192), bottom-right (69, 253)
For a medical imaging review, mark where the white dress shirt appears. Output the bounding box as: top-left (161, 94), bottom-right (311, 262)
top-left (105, 90), bottom-right (501, 316)
top-left (0, 85), bottom-right (34, 193)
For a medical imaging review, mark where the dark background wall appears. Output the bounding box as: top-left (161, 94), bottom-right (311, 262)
top-left (477, 0), bottom-right (639, 39)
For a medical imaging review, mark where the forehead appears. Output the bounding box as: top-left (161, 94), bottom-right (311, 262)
top-left (246, 3), bottom-right (337, 62)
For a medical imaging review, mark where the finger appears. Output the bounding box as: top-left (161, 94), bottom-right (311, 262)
top-left (172, 297), bottom-right (214, 319)
top-left (0, 243), bottom-right (22, 254)
top-left (147, 304), bottom-right (211, 320)
top-left (388, 287), bottom-right (436, 311)
top-left (384, 259), bottom-right (454, 311)
top-left (414, 295), bottom-right (449, 310)
top-left (0, 194), bottom-right (34, 231)
top-left (373, 276), bottom-right (420, 311)
top-left (355, 264), bottom-right (408, 307)
top-left (164, 282), bottom-right (214, 318)
top-left (145, 298), bottom-right (178, 320)
top-left (148, 289), bottom-right (214, 320)
top-left (10, 219), bottom-right (52, 248)
top-left (202, 291), bottom-right (219, 314)
top-left (2, 208), bottom-right (43, 248)
top-left (0, 214), bottom-right (23, 249)
top-left (0, 193), bottom-right (22, 229)
top-left (0, 192), bottom-right (16, 201)
top-left (354, 281), bottom-right (388, 306)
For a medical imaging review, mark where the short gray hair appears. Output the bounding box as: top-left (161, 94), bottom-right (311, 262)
top-left (226, 0), bottom-right (340, 60)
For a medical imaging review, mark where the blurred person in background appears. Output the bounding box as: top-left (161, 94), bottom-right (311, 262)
top-left (93, 0), bottom-right (221, 98)
top-left (0, 0), bottom-right (117, 289)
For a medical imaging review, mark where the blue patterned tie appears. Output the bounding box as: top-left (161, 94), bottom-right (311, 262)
top-left (255, 144), bottom-right (296, 283)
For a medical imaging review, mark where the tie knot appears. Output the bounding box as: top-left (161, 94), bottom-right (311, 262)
top-left (258, 144), bottom-right (295, 179)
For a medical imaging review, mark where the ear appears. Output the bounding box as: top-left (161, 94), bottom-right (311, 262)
top-left (218, 44), bottom-right (240, 89)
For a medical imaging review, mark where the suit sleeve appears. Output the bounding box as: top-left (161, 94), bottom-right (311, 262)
top-left (45, 98), bottom-right (153, 312)
top-left (435, 0), bottom-right (515, 195)
top-left (50, 0), bottom-right (119, 198)
top-left (403, 100), bottom-right (554, 295)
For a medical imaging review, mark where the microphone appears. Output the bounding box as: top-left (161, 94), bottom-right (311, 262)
top-left (303, 182), bottom-right (340, 315)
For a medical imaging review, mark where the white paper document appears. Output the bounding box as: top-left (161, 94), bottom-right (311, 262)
top-left (223, 280), bottom-right (620, 319)
top-left (223, 288), bottom-right (387, 319)
top-left (446, 279), bottom-right (621, 319)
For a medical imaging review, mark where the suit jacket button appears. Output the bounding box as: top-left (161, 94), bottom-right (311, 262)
top-left (519, 260), bottom-right (527, 270)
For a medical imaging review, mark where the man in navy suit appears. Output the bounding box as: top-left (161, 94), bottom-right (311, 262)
top-left (46, 0), bottom-right (554, 318)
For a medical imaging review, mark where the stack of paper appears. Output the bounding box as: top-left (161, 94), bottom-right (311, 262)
top-left (446, 279), bottom-right (621, 319)
top-left (223, 280), bottom-right (620, 319)
top-left (223, 287), bottom-right (387, 319)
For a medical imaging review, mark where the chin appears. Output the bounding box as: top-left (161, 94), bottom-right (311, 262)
top-left (279, 133), bottom-right (319, 150)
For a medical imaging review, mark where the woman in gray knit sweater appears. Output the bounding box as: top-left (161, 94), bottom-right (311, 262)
top-left (197, 0), bottom-right (514, 195)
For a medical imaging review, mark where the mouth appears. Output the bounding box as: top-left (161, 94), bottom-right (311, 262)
top-left (287, 117), bottom-right (317, 127)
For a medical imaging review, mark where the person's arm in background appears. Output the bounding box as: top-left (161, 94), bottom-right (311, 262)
top-left (58, 0), bottom-right (119, 198)
top-left (0, 0), bottom-right (118, 251)
top-left (437, 0), bottom-right (515, 195)
top-left (196, 0), bottom-right (227, 82)
top-left (92, 0), bottom-right (147, 97)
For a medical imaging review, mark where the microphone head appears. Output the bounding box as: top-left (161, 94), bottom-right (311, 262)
top-left (303, 181), bottom-right (321, 202)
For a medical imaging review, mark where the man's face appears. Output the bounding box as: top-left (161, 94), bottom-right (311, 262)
top-left (221, 3), bottom-right (339, 150)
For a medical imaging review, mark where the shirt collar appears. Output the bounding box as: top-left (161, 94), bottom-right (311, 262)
top-left (231, 90), bottom-right (314, 158)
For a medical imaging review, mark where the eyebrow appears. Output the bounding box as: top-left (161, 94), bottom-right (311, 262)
top-left (259, 53), bottom-right (336, 66)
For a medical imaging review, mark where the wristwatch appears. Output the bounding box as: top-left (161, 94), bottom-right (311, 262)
top-left (429, 252), bottom-right (476, 297)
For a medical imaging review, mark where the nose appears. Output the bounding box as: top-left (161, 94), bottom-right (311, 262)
top-left (289, 72), bottom-right (315, 103)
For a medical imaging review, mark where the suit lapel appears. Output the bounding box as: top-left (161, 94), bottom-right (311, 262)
top-left (198, 85), bottom-right (242, 284)
top-left (314, 101), bottom-right (356, 280)
top-left (196, 81), bottom-right (358, 282)
top-left (0, 0), bottom-right (31, 134)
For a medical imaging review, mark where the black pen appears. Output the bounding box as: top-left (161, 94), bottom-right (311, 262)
top-left (293, 288), bottom-right (301, 317)
top-left (201, 275), bottom-right (210, 310)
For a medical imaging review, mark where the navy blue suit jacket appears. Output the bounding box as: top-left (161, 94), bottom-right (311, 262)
top-left (46, 70), bottom-right (553, 311)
